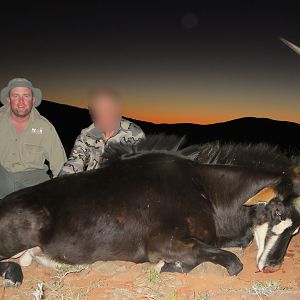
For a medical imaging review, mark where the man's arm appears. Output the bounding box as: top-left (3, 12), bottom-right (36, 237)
top-left (127, 123), bottom-right (146, 144)
top-left (141, 131), bottom-right (146, 140)
top-left (136, 128), bottom-right (146, 141)
top-left (45, 127), bottom-right (67, 177)
top-left (59, 130), bottom-right (90, 176)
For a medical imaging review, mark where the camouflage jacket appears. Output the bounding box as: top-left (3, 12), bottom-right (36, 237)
top-left (59, 118), bottom-right (145, 175)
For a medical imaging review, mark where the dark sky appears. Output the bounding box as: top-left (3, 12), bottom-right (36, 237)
top-left (0, 1), bottom-right (299, 123)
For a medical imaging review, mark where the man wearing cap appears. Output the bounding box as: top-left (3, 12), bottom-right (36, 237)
top-left (0, 78), bottom-right (67, 198)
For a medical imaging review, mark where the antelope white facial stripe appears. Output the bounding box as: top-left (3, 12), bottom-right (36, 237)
top-left (272, 218), bottom-right (292, 235)
top-left (258, 234), bottom-right (279, 271)
top-left (254, 223), bottom-right (268, 263)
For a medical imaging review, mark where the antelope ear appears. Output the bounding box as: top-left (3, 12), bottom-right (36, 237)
top-left (243, 187), bottom-right (277, 206)
top-left (289, 167), bottom-right (300, 195)
top-left (293, 196), bottom-right (300, 215)
top-left (292, 167), bottom-right (300, 180)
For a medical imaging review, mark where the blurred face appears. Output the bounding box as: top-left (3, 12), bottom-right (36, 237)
top-left (7, 87), bottom-right (35, 118)
top-left (90, 95), bottom-right (121, 132)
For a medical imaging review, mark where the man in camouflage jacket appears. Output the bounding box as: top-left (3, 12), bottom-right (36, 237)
top-left (60, 88), bottom-right (145, 175)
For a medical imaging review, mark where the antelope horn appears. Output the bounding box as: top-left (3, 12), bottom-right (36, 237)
top-left (292, 166), bottom-right (300, 179)
top-left (280, 38), bottom-right (300, 56)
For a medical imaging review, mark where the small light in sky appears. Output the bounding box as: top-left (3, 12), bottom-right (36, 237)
top-left (181, 13), bottom-right (198, 29)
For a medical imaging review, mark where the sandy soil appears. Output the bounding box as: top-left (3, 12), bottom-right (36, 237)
top-left (1, 234), bottom-right (300, 300)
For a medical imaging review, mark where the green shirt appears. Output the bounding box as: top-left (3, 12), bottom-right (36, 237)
top-left (0, 105), bottom-right (66, 177)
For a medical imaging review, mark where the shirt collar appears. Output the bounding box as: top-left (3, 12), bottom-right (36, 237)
top-left (3, 106), bottom-right (40, 135)
top-left (89, 118), bottom-right (123, 139)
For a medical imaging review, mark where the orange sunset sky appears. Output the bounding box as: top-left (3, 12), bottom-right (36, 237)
top-left (40, 69), bottom-right (300, 124)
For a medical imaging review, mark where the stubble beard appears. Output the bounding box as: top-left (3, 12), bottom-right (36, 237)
top-left (11, 106), bottom-right (32, 118)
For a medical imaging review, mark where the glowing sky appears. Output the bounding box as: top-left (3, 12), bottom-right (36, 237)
top-left (0, 2), bottom-right (299, 124)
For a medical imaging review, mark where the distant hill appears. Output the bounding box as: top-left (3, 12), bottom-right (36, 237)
top-left (2, 101), bottom-right (300, 156)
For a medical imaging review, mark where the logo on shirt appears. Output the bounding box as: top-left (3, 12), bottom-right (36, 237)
top-left (31, 127), bottom-right (43, 134)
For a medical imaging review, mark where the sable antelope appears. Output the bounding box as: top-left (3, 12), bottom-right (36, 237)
top-left (0, 136), bottom-right (299, 287)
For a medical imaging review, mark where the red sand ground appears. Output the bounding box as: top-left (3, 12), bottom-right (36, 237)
top-left (1, 233), bottom-right (300, 300)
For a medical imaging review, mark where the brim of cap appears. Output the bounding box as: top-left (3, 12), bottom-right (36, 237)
top-left (0, 86), bottom-right (42, 107)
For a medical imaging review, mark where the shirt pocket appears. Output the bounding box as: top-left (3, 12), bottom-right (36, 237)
top-left (22, 143), bottom-right (45, 168)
